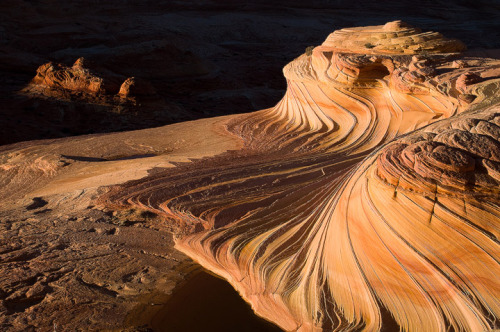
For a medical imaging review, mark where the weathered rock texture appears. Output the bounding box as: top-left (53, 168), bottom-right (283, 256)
top-left (29, 57), bottom-right (158, 101)
top-left (32, 58), bottom-right (123, 95)
top-left (0, 116), bottom-right (241, 331)
top-left (1, 21), bottom-right (500, 332)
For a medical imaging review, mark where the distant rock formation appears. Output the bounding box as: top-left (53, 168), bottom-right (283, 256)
top-left (30, 57), bottom-right (156, 99)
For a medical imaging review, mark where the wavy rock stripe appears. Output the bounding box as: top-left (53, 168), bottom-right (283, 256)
top-left (101, 22), bottom-right (500, 331)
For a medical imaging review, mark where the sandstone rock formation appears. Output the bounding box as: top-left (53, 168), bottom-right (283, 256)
top-left (31, 57), bottom-right (122, 95)
top-left (30, 57), bottom-right (158, 100)
top-left (101, 22), bottom-right (500, 331)
top-left (1, 20), bottom-right (500, 332)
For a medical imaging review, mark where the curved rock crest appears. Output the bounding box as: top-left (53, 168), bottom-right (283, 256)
top-left (99, 21), bottom-right (500, 331)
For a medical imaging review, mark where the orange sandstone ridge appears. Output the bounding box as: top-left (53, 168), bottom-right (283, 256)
top-left (2, 21), bottom-right (500, 331)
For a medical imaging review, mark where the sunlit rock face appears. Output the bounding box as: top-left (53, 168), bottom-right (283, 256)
top-left (102, 22), bottom-right (500, 331)
top-left (32, 57), bottom-right (123, 95)
top-left (30, 57), bottom-right (157, 99)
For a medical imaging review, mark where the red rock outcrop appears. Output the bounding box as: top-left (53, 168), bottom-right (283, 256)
top-left (31, 57), bottom-right (123, 95)
top-left (30, 57), bottom-right (159, 100)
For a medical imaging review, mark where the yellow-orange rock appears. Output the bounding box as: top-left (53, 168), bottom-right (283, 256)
top-left (2, 21), bottom-right (500, 332)
top-left (99, 22), bottom-right (500, 332)
top-left (32, 57), bottom-right (122, 95)
top-left (321, 20), bottom-right (466, 55)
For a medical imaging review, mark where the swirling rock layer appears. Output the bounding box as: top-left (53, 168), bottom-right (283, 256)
top-left (100, 22), bottom-right (500, 331)
top-left (1, 19), bottom-right (499, 331)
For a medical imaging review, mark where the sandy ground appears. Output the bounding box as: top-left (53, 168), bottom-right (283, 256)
top-left (0, 115), bottom-right (245, 331)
